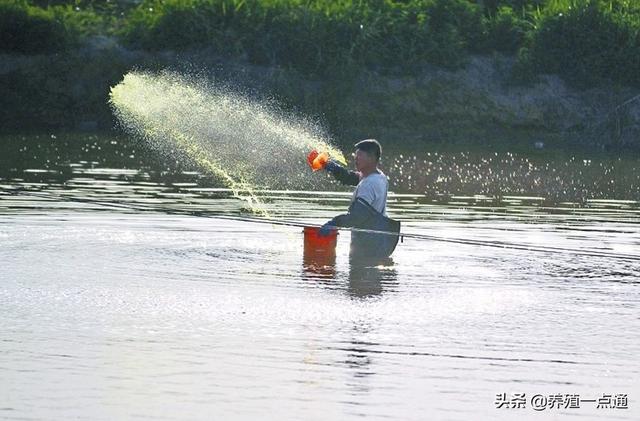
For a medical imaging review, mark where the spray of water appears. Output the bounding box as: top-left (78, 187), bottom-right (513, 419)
top-left (109, 71), bottom-right (346, 215)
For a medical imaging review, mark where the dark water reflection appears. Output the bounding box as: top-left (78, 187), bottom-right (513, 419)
top-left (304, 253), bottom-right (398, 298)
top-left (346, 258), bottom-right (398, 298)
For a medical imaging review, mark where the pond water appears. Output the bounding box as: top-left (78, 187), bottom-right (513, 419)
top-left (1, 133), bottom-right (639, 420)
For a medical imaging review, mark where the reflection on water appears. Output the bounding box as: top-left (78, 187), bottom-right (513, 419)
top-left (303, 243), bottom-right (398, 298)
top-left (347, 258), bottom-right (397, 298)
top-left (1, 133), bottom-right (639, 421)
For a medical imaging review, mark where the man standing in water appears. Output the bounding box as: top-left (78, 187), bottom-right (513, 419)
top-left (319, 139), bottom-right (400, 258)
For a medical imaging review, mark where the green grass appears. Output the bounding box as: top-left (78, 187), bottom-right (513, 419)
top-left (1, 0), bottom-right (640, 86)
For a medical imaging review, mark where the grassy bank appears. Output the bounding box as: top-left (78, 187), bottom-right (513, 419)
top-left (2, 0), bottom-right (640, 87)
top-left (1, 0), bottom-right (639, 149)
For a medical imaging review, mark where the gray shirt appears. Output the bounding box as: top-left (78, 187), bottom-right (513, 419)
top-left (351, 170), bottom-right (388, 216)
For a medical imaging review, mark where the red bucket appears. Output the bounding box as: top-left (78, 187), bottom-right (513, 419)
top-left (303, 226), bottom-right (338, 275)
top-left (303, 226), bottom-right (338, 250)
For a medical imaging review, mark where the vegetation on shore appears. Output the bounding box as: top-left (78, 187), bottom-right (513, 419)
top-left (1, 0), bottom-right (640, 87)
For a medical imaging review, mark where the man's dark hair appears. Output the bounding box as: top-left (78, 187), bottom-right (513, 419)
top-left (354, 139), bottom-right (381, 162)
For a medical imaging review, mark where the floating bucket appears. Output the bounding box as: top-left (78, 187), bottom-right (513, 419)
top-left (303, 226), bottom-right (338, 274)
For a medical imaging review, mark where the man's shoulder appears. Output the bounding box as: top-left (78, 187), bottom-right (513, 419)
top-left (357, 172), bottom-right (387, 195)
top-left (362, 171), bottom-right (388, 185)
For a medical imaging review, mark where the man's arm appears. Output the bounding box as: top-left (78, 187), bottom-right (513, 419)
top-left (325, 161), bottom-right (360, 186)
top-left (320, 198), bottom-right (377, 235)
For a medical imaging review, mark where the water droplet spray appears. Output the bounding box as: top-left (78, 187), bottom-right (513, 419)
top-left (109, 71), bottom-right (346, 215)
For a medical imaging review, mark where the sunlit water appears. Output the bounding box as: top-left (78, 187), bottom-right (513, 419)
top-left (1, 134), bottom-right (639, 420)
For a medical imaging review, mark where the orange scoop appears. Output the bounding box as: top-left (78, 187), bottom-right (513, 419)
top-left (307, 150), bottom-right (329, 171)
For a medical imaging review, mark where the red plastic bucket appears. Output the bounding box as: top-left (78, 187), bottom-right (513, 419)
top-left (303, 226), bottom-right (338, 275)
top-left (303, 226), bottom-right (338, 250)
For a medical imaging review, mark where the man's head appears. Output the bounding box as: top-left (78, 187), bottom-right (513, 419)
top-left (354, 139), bottom-right (381, 173)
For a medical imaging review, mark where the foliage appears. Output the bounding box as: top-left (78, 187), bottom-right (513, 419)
top-left (120, 0), bottom-right (487, 74)
top-left (0, 0), bottom-right (68, 52)
top-left (482, 6), bottom-right (530, 53)
top-left (525, 0), bottom-right (640, 87)
top-left (0, 0), bottom-right (110, 53)
top-left (2, 0), bottom-right (640, 86)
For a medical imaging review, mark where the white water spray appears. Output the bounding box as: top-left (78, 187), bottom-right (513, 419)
top-left (109, 71), bottom-right (346, 214)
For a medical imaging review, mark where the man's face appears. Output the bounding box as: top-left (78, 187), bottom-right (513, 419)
top-left (354, 149), bottom-right (375, 172)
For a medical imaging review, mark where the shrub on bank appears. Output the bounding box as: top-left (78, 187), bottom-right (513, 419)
top-left (120, 0), bottom-right (487, 74)
top-left (2, 0), bottom-right (640, 87)
top-left (0, 0), bottom-right (69, 52)
top-left (0, 0), bottom-right (106, 53)
top-left (524, 0), bottom-right (640, 87)
top-left (482, 6), bottom-right (529, 53)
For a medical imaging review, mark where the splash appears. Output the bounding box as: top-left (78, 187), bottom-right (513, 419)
top-left (109, 71), bottom-right (346, 215)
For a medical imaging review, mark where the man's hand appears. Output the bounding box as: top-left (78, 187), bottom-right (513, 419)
top-left (324, 160), bottom-right (341, 173)
top-left (319, 220), bottom-right (337, 237)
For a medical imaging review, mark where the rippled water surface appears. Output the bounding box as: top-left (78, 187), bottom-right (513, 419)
top-left (1, 134), bottom-right (639, 420)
